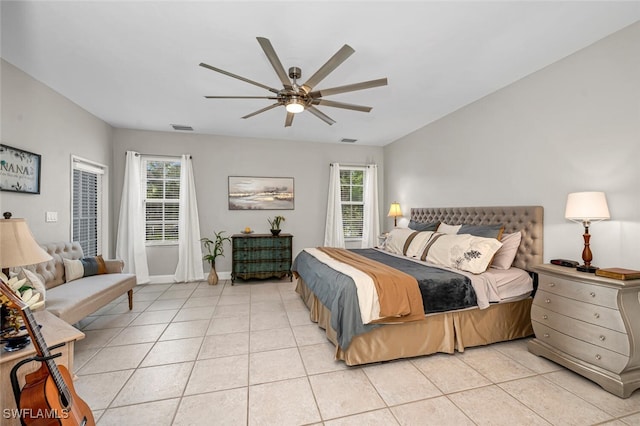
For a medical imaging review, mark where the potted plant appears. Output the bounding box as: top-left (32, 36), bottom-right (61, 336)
top-left (200, 231), bottom-right (231, 285)
top-left (267, 215), bottom-right (285, 236)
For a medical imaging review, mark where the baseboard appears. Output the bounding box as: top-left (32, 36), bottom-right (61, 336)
top-left (148, 271), bottom-right (232, 284)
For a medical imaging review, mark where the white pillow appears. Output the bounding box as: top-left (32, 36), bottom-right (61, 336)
top-left (437, 222), bottom-right (462, 234)
top-left (405, 231), bottom-right (435, 258)
top-left (491, 232), bottom-right (522, 270)
top-left (19, 268), bottom-right (47, 310)
top-left (383, 228), bottom-right (417, 255)
top-left (425, 234), bottom-right (503, 274)
top-left (63, 258), bottom-right (84, 282)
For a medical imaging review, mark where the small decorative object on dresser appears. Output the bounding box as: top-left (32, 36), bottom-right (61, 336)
top-left (267, 215), bottom-right (285, 236)
top-left (595, 267), bottom-right (640, 281)
top-left (528, 264), bottom-right (640, 398)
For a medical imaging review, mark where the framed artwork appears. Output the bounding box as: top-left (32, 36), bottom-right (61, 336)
top-left (228, 176), bottom-right (294, 210)
top-left (0, 144), bottom-right (41, 194)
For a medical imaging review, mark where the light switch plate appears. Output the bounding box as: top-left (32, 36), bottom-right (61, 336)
top-left (45, 211), bottom-right (58, 222)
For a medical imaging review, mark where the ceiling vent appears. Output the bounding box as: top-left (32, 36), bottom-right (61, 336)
top-left (340, 138), bottom-right (357, 143)
top-left (171, 124), bottom-right (193, 131)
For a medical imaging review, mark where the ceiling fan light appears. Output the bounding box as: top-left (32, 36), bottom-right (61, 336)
top-left (285, 98), bottom-right (305, 114)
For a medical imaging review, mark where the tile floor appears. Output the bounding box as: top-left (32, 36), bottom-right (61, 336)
top-left (71, 280), bottom-right (640, 425)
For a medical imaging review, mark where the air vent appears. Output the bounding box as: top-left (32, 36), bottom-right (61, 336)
top-left (171, 124), bottom-right (193, 131)
top-left (340, 138), bottom-right (358, 143)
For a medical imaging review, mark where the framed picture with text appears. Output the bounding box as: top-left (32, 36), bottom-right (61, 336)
top-left (0, 144), bottom-right (41, 194)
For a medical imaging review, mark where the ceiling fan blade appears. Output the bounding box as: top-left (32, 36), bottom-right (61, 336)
top-left (300, 44), bottom-right (355, 93)
top-left (242, 102), bottom-right (282, 119)
top-left (256, 37), bottom-right (293, 90)
top-left (309, 78), bottom-right (388, 98)
top-left (306, 106), bottom-right (336, 125)
top-left (199, 62), bottom-right (280, 94)
top-left (205, 96), bottom-right (278, 99)
top-left (311, 99), bottom-right (372, 113)
top-left (285, 112), bottom-right (295, 127)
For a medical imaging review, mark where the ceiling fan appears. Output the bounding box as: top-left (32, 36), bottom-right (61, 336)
top-left (199, 37), bottom-right (388, 127)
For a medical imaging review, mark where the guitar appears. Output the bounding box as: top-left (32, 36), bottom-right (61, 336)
top-left (0, 279), bottom-right (95, 426)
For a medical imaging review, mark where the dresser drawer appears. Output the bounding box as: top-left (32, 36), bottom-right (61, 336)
top-left (538, 274), bottom-right (618, 309)
top-left (533, 290), bottom-right (625, 332)
top-left (531, 305), bottom-right (629, 355)
top-left (531, 321), bottom-right (629, 373)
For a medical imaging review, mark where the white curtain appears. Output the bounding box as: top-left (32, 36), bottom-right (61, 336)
top-left (324, 163), bottom-right (345, 248)
top-left (116, 151), bottom-right (150, 284)
top-left (361, 164), bottom-right (380, 248)
top-left (174, 155), bottom-right (204, 282)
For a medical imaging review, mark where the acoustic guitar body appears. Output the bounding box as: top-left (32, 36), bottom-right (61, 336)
top-left (20, 364), bottom-right (95, 426)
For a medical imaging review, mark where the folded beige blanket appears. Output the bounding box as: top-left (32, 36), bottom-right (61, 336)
top-left (318, 247), bottom-right (425, 323)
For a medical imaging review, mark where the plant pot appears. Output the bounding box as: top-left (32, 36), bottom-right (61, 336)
top-left (270, 229), bottom-right (281, 236)
top-left (207, 264), bottom-right (219, 285)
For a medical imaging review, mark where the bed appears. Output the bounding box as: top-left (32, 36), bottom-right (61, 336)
top-left (292, 205), bottom-right (543, 366)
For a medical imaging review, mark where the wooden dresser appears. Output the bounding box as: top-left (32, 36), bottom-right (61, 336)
top-left (528, 264), bottom-right (640, 398)
top-left (231, 233), bottom-right (293, 284)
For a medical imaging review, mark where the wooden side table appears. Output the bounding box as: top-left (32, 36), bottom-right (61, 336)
top-left (1, 310), bottom-right (85, 425)
top-left (231, 233), bottom-right (293, 283)
top-left (528, 264), bottom-right (640, 398)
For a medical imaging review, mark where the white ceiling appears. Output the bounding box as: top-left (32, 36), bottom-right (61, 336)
top-left (2, 1), bottom-right (639, 146)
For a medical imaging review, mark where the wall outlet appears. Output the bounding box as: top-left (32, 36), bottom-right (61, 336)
top-left (45, 211), bottom-right (58, 222)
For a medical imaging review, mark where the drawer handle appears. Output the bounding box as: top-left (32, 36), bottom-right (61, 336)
top-left (549, 282), bottom-right (556, 287)
top-left (599, 335), bottom-right (606, 341)
top-left (543, 314), bottom-right (548, 320)
top-left (543, 333), bottom-right (550, 338)
top-left (594, 313), bottom-right (600, 319)
top-left (590, 292), bottom-right (596, 298)
top-left (545, 299), bottom-right (551, 304)
top-left (595, 354), bottom-right (602, 360)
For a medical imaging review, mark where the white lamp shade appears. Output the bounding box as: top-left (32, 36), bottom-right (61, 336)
top-left (565, 192), bottom-right (610, 222)
top-left (387, 202), bottom-right (402, 217)
top-left (0, 218), bottom-right (52, 269)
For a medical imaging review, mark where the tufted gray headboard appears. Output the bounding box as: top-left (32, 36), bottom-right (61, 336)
top-left (411, 206), bottom-right (543, 272)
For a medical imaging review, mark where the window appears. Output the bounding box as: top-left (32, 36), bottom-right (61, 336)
top-left (142, 157), bottom-right (181, 244)
top-left (72, 157), bottom-right (107, 256)
top-left (340, 168), bottom-right (364, 239)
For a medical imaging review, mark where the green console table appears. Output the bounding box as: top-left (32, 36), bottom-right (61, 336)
top-left (231, 233), bottom-right (293, 284)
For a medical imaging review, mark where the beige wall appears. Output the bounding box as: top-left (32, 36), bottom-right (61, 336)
top-left (0, 59), bottom-right (115, 252)
top-left (112, 129), bottom-right (384, 277)
top-left (384, 22), bottom-right (640, 268)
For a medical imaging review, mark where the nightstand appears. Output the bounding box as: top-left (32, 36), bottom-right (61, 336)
top-left (528, 264), bottom-right (640, 398)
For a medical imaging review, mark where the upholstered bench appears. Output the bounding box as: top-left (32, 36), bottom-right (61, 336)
top-left (26, 242), bottom-right (137, 325)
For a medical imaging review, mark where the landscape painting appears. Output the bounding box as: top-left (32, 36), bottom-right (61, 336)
top-left (228, 176), bottom-right (294, 210)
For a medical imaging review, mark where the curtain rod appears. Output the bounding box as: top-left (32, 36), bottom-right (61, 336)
top-left (129, 152), bottom-right (192, 159)
top-left (330, 163), bottom-right (375, 168)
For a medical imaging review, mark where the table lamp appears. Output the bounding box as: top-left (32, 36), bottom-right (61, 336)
top-left (564, 192), bottom-right (610, 273)
top-left (0, 213), bottom-right (52, 349)
top-left (387, 202), bottom-right (402, 227)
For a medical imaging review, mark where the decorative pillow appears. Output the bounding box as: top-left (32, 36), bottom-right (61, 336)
top-left (80, 255), bottom-right (107, 276)
top-left (425, 234), bottom-right (503, 274)
top-left (405, 231), bottom-right (435, 258)
top-left (458, 224), bottom-right (504, 240)
top-left (64, 256), bottom-right (108, 282)
top-left (408, 220), bottom-right (440, 232)
top-left (436, 222), bottom-right (462, 234)
top-left (19, 268), bottom-right (46, 310)
top-left (383, 228), bottom-right (419, 256)
top-left (63, 258), bottom-right (85, 282)
top-left (491, 232), bottom-right (522, 270)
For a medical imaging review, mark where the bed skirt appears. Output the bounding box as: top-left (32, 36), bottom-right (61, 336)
top-left (296, 277), bottom-right (533, 366)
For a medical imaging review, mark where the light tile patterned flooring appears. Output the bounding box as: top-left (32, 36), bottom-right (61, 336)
top-left (71, 280), bottom-right (640, 425)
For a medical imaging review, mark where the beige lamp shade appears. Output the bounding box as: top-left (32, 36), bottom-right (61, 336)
top-left (0, 218), bottom-right (52, 269)
top-left (387, 202), bottom-right (402, 218)
top-left (565, 192), bottom-right (610, 223)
